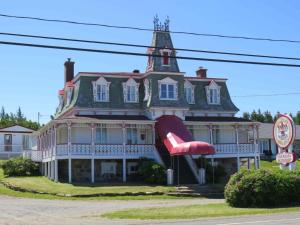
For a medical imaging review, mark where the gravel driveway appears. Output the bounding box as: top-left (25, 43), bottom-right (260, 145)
top-left (0, 195), bottom-right (224, 225)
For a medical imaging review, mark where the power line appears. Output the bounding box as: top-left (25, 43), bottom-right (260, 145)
top-left (1, 32), bottom-right (300, 61)
top-left (1, 12), bottom-right (300, 44)
top-left (232, 92), bottom-right (300, 97)
top-left (1, 40), bottom-right (300, 67)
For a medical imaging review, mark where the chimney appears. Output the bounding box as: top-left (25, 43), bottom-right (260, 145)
top-left (196, 67), bottom-right (207, 78)
top-left (64, 58), bottom-right (75, 84)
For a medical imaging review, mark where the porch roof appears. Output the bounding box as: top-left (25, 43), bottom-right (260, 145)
top-left (76, 115), bottom-right (150, 120)
top-left (185, 116), bottom-right (252, 122)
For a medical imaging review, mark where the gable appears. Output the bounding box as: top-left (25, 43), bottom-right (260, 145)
top-left (0, 125), bottom-right (35, 133)
top-left (158, 77), bottom-right (178, 84)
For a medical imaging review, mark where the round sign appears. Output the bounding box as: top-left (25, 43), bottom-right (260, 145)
top-left (273, 114), bottom-right (295, 149)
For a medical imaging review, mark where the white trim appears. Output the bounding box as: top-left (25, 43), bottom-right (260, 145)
top-left (158, 77), bottom-right (178, 100)
top-left (184, 80), bottom-right (195, 104)
top-left (92, 77), bottom-right (111, 102)
top-left (123, 78), bottom-right (140, 103)
top-left (206, 80), bottom-right (221, 105)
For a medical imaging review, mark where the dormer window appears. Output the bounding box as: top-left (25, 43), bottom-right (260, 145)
top-left (159, 49), bottom-right (172, 66)
top-left (184, 80), bottom-right (195, 104)
top-left (66, 88), bottom-right (73, 106)
top-left (123, 78), bottom-right (139, 103)
top-left (56, 90), bottom-right (65, 112)
top-left (92, 77), bottom-right (110, 102)
top-left (205, 80), bottom-right (221, 105)
top-left (158, 77), bottom-right (178, 100)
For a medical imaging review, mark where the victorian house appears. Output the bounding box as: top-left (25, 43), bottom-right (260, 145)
top-left (33, 18), bottom-right (260, 184)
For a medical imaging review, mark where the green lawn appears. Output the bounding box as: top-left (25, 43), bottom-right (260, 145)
top-left (260, 159), bottom-right (300, 171)
top-left (0, 167), bottom-right (183, 200)
top-left (103, 203), bottom-right (300, 220)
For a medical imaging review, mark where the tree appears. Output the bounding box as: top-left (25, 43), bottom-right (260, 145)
top-left (295, 112), bottom-right (300, 125)
top-left (263, 111), bottom-right (273, 123)
top-left (0, 106), bottom-right (5, 119)
top-left (16, 106), bottom-right (25, 122)
top-left (243, 112), bottom-right (250, 120)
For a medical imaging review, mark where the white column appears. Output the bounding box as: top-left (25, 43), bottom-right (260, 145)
top-left (68, 158), bottom-right (72, 183)
top-left (54, 159), bottom-right (58, 182)
top-left (253, 125), bottom-right (259, 169)
top-left (152, 124), bottom-right (155, 145)
top-left (47, 162), bottom-right (51, 179)
top-left (51, 161), bottom-right (55, 181)
top-left (91, 124), bottom-right (95, 155)
top-left (67, 123), bottom-right (72, 155)
top-left (122, 123), bottom-right (126, 183)
top-left (54, 126), bottom-right (57, 156)
top-left (44, 162), bottom-right (47, 176)
top-left (209, 125), bottom-right (213, 144)
top-left (91, 158), bottom-right (95, 183)
top-left (235, 125), bottom-right (240, 171)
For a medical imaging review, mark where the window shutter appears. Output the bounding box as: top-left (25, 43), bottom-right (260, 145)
top-left (135, 85), bottom-right (139, 102)
top-left (92, 82), bottom-right (97, 102)
top-left (191, 87), bottom-right (195, 104)
top-left (122, 83), bottom-right (127, 102)
top-left (106, 83), bottom-right (110, 102)
top-left (205, 86), bottom-right (210, 103)
top-left (217, 87), bottom-right (221, 104)
top-left (175, 84), bottom-right (178, 99)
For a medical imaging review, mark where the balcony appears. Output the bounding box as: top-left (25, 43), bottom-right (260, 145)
top-left (0, 145), bottom-right (24, 159)
top-left (214, 143), bottom-right (258, 155)
top-left (52, 144), bottom-right (156, 158)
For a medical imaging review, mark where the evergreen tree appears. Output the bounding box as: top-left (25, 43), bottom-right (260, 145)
top-left (243, 112), bottom-right (250, 120)
top-left (16, 106), bottom-right (25, 122)
top-left (0, 106), bottom-right (5, 119)
top-left (263, 111), bottom-right (273, 123)
top-left (295, 112), bottom-right (300, 125)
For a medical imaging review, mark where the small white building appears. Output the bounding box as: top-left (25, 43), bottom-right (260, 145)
top-left (258, 123), bottom-right (300, 157)
top-left (0, 125), bottom-right (36, 159)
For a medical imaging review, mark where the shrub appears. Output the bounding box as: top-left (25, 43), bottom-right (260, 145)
top-left (1, 157), bottom-right (40, 177)
top-left (138, 158), bottom-right (166, 184)
top-left (225, 169), bottom-right (300, 207)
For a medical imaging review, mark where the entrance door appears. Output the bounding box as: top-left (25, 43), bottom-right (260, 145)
top-left (4, 134), bottom-right (12, 151)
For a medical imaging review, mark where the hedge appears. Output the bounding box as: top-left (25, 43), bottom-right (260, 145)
top-left (225, 169), bottom-right (300, 207)
top-left (138, 158), bottom-right (166, 184)
top-left (1, 157), bottom-right (40, 177)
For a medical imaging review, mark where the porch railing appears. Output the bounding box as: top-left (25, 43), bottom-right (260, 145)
top-left (214, 143), bottom-right (257, 154)
top-left (55, 144), bottom-right (155, 157)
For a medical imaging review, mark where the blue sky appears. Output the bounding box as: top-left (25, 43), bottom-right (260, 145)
top-left (0, 0), bottom-right (299, 124)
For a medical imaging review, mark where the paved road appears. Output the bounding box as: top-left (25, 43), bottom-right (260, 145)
top-left (0, 195), bottom-right (299, 225)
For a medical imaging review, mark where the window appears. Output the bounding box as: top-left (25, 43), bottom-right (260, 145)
top-left (163, 52), bottom-right (169, 65)
top-left (97, 84), bottom-right (108, 102)
top-left (93, 77), bottom-right (110, 102)
top-left (126, 85), bottom-right (136, 102)
top-left (66, 88), bottom-right (73, 106)
top-left (209, 89), bottom-right (218, 104)
top-left (158, 77), bottom-right (178, 100)
top-left (123, 78), bottom-right (139, 103)
top-left (184, 80), bottom-right (195, 104)
top-left (205, 80), bottom-right (221, 105)
top-left (22, 135), bottom-right (30, 150)
top-left (184, 87), bottom-right (193, 104)
top-left (127, 162), bottom-right (138, 174)
top-left (159, 49), bottom-right (172, 66)
top-left (127, 128), bottom-right (137, 144)
top-left (95, 127), bottom-right (107, 144)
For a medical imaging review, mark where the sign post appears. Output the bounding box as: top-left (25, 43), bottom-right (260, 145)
top-left (274, 114), bottom-right (297, 171)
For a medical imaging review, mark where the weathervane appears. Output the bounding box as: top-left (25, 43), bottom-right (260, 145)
top-left (153, 15), bottom-right (170, 31)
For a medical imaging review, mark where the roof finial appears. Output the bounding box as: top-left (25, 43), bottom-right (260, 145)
top-left (164, 16), bottom-right (170, 31)
top-left (153, 14), bottom-right (159, 31)
top-left (153, 15), bottom-right (170, 31)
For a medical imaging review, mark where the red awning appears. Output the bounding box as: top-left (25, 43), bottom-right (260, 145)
top-left (155, 115), bottom-right (215, 156)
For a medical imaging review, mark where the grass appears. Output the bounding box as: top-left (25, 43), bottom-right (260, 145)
top-left (260, 159), bottom-right (300, 171)
top-left (0, 166), bottom-right (185, 200)
top-left (103, 203), bottom-right (300, 220)
top-left (2, 176), bottom-right (175, 195)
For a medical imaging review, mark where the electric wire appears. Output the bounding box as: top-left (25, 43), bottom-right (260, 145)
top-left (1, 13), bottom-right (300, 44)
top-left (1, 40), bottom-right (300, 67)
top-left (1, 32), bottom-right (300, 61)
